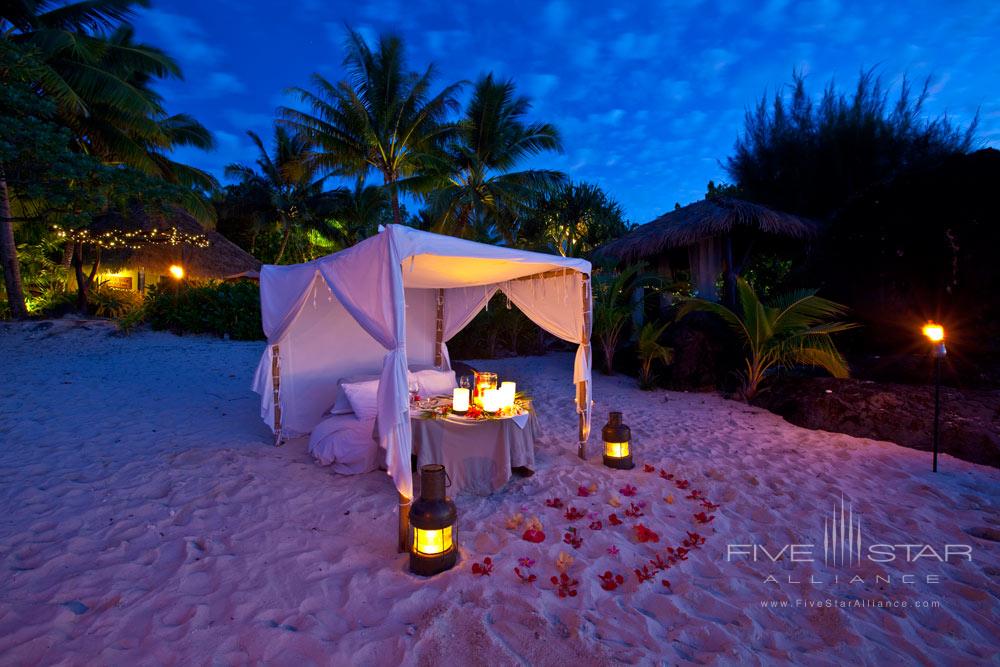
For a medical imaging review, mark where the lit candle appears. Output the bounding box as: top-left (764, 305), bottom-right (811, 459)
top-left (482, 388), bottom-right (502, 413)
top-left (499, 381), bottom-right (516, 410)
top-left (452, 387), bottom-right (470, 413)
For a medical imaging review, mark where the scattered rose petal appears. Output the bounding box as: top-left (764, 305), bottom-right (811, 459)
top-left (599, 570), bottom-right (626, 591)
top-left (555, 551), bottom-right (574, 572)
top-left (522, 528), bottom-right (546, 543)
top-left (471, 557), bottom-right (493, 576)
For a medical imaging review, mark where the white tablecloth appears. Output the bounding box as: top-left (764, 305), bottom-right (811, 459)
top-left (410, 408), bottom-right (537, 495)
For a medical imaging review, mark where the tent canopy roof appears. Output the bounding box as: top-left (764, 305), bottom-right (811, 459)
top-left (290, 225), bottom-right (590, 289)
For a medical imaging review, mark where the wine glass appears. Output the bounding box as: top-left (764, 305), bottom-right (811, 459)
top-left (409, 378), bottom-right (420, 405)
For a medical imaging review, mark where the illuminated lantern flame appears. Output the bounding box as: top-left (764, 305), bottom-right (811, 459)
top-left (922, 323), bottom-right (944, 343)
top-left (168, 264), bottom-right (185, 280)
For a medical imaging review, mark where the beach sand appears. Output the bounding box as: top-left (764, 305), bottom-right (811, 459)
top-left (1, 320), bottom-right (997, 665)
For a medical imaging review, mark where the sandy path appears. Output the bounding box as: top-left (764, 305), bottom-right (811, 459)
top-left (0, 321), bottom-right (997, 665)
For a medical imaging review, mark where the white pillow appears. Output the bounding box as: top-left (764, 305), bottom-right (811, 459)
top-left (413, 369), bottom-right (457, 397)
top-left (328, 373), bottom-right (381, 415)
top-left (341, 379), bottom-right (380, 421)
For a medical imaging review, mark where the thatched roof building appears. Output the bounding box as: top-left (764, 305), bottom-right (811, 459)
top-left (596, 197), bottom-right (817, 299)
top-left (597, 197), bottom-right (816, 263)
top-left (85, 206), bottom-right (260, 290)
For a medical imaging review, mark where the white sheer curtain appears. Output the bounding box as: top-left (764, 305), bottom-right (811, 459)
top-left (317, 232), bottom-right (413, 498)
top-left (438, 284), bottom-right (499, 369)
top-left (501, 272), bottom-right (592, 439)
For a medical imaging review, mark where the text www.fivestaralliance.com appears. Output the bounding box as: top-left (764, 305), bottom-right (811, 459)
top-left (760, 599), bottom-right (941, 609)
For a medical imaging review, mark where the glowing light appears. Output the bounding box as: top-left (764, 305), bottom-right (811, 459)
top-left (482, 388), bottom-right (502, 413)
top-left (922, 323), bottom-right (944, 343)
top-left (499, 381), bottom-right (516, 410)
top-left (168, 265), bottom-right (185, 280)
top-left (604, 441), bottom-right (630, 459)
top-left (414, 525), bottom-right (452, 556)
top-left (452, 387), bottom-right (470, 413)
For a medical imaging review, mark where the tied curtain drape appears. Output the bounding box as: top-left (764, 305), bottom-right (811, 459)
top-left (255, 232), bottom-right (414, 499)
top-left (438, 285), bottom-right (499, 370)
top-left (436, 272), bottom-right (592, 438)
top-left (501, 273), bottom-right (592, 439)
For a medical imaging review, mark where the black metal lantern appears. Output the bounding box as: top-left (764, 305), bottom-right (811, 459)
top-left (602, 411), bottom-right (634, 469)
top-left (409, 464), bottom-right (458, 576)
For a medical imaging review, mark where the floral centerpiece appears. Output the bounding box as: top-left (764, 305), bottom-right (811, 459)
top-left (420, 393), bottom-right (531, 421)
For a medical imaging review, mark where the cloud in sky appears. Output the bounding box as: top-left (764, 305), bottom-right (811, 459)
top-left (136, 0), bottom-right (1000, 223)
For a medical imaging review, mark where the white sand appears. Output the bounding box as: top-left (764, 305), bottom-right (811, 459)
top-left (0, 320), bottom-right (997, 665)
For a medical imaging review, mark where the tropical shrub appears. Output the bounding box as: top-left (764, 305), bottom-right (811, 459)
top-left (447, 293), bottom-right (548, 360)
top-left (636, 320), bottom-right (674, 390)
top-left (144, 281), bottom-right (263, 340)
top-left (679, 278), bottom-right (857, 399)
top-left (592, 264), bottom-right (658, 375)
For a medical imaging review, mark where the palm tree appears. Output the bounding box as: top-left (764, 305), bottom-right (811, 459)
top-left (325, 179), bottom-right (389, 247)
top-left (2, 1), bottom-right (215, 315)
top-left (530, 181), bottom-right (631, 257)
top-left (679, 277), bottom-right (858, 399)
top-left (225, 127), bottom-right (336, 263)
top-left (279, 28), bottom-right (462, 226)
top-left (425, 73), bottom-right (563, 241)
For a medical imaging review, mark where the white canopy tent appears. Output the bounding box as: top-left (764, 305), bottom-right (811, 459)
top-left (252, 225), bottom-right (593, 537)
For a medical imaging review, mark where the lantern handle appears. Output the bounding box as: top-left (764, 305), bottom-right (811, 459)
top-left (444, 469), bottom-right (452, 489)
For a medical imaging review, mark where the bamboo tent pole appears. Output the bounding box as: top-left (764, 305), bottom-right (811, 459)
top-left (434, 288), bottom-right (445, 368)
top-left (578, 273), bottom-right (591, 459)
top-left (271, 344), bottom-right (282, 447)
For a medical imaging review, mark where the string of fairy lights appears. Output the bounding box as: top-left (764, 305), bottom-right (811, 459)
top-left (52, 225), bottom-right (211, 250)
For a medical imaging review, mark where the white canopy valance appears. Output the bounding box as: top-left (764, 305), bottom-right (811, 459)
top-left (252, 225), bottom-right (592, 500)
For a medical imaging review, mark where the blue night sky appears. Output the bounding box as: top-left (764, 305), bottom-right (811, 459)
top-left (134, 1), bottom-right (999, 225)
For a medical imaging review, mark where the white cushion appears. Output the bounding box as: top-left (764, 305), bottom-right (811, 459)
top-left (327, 373), bottom-right (380, 415)
top-left (412, 369), bottom-right (457, 397)
top-left (308, 414), bottom-right (378, 474)
top-left (340, 379), bottom-right (380, 421)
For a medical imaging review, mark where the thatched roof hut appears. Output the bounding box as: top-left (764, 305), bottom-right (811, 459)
top-left (596, 197), bottom-right (817, 300)
top-left (88, 206), bottom-right (260, 287)
top-left (597, 197), bottom-right (817, 264)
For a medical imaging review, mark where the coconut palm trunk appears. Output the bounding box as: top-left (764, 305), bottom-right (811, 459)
top-left (0, 170), bottom-right (28, 319)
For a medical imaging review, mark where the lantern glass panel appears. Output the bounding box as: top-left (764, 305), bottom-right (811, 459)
top-left (605, 441), bottom-right (629, 458)
top-left (414, 525), bottom-right (453, 555)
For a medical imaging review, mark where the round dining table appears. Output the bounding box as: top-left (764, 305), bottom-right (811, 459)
top-left (410, 401), bottom-right (537, 495)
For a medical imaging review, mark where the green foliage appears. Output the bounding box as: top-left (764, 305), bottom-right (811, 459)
top-left (144, 281), bottom-right (263, 340)
top-left (89, 284), bottom-right (142, 318)
top-left (727, 69), bottom-right (976, 219)
top-left (424, 73), bottom-right (564, 241)
top-left (679, 278), bottom-right (857, 399)
top-left (224, 127), bottom-right (341, 264)
top-left (279, 27), bottom-right (463, 225)
top-left (635, 320), bottom-right (674, 390)
top-left (2, 5), bottom-right (217, 220)
top-left (520, 181), bottom-right (633, 257)
top-left (446, 293), bottom-right (547, 360)
top-left (742, 252), bottom-right (793, 299)
top-left (592, 264), bottom-right (659, 375)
